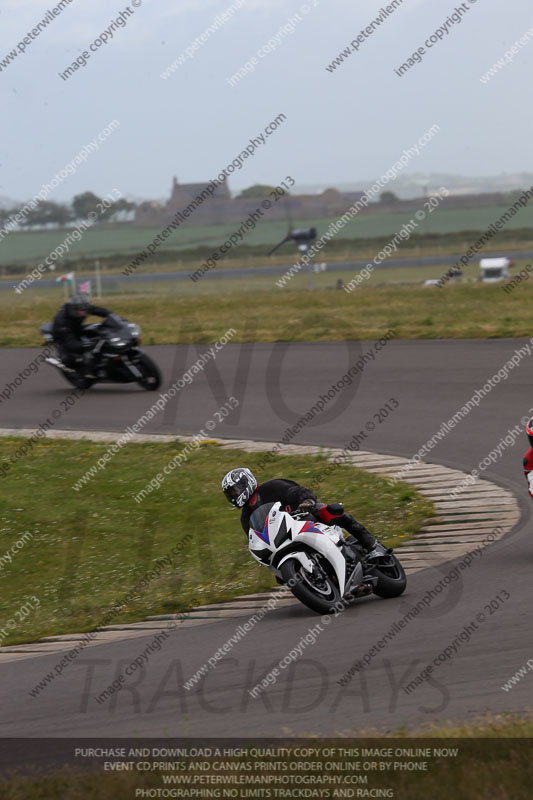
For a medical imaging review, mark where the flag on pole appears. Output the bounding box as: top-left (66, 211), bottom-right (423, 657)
top-left (79, 280), bottom-right (91, 294)
top-left (55, 272), bottom-right (75, 284)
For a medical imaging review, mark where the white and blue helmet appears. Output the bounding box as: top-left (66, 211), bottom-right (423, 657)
top-left (222, 468), bottom-right (257, 508)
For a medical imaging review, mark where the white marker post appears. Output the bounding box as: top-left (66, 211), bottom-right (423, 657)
top-left (95, 259), bottom-right (102, 298)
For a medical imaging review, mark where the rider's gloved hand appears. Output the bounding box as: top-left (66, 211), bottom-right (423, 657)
top-left (295, 499), bottom-right (316, 514)
top-left (326, 502), bottom-right (344, 517)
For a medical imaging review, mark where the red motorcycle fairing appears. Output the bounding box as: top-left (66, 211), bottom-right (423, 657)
top-left (523, 447), bottom-right (533, 497)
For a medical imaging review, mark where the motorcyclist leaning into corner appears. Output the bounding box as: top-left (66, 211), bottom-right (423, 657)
top-left (52, 294), bottom-right (114, 374)
top-left (523, 417), bottom-right (533, 497)
top-left (221, 467), bottom-right (392, 560)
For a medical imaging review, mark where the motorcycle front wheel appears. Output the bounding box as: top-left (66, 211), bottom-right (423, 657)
top-left (62, 371), bottom-right (94, 391)
top-left (280, 552), bottom-right (344, 615)
top-left (136, 353), bottom-right (162, 391)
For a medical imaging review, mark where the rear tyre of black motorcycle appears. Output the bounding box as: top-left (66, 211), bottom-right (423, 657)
top-left (279, 555), bottom-right (344, 615)
top-left (371, 554), bottom-right (407, 598)
top-left (136, 353), bottom-right (162, 391)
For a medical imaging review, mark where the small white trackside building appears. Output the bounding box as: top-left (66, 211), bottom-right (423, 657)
top-left (480, 258), bottom-right (511, 283)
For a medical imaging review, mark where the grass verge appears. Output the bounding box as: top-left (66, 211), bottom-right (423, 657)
top-left (0, 437), bottom-right (431, 645)
top-left (3, 282), bottom-right (533, 347)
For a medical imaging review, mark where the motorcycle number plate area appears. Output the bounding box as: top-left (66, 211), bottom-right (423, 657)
top-left (325, 525), bottom-right (344, 544)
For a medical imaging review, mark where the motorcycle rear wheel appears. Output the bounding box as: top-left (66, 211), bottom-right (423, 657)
top-left (371, 553), bottom-right (407, 598)
top-left (279, 553), bottom-right (344, 615)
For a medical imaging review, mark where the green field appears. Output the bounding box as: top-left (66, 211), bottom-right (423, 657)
top-left (0, 438), bottom-right (431, 645)
top-left (2, 280), bottom-right (533, 347)
top-left (2, 202), bottom-right (533, 267)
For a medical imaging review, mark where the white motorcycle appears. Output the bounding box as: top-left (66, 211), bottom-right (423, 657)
top-left (249, 502), bottom-right (406, 615)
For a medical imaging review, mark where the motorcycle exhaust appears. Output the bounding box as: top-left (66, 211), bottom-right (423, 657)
top-left (44, 357), bottom-right (72, 372)
top-left (350, 581), bottom-right (374, 598)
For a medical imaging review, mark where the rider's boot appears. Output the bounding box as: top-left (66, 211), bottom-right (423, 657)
top-left (81, 350), bottom-right (97, 378)
top-left (318, 503), bottom-right (392, 560)
top-left (342, 520), bottom-right (392, 560)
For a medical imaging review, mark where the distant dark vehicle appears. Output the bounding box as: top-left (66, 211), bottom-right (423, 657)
top-left (40, 315), bottom-right (162, 391)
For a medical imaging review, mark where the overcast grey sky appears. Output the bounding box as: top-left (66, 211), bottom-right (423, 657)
top-left (0, 0), bottom-right (531, 203)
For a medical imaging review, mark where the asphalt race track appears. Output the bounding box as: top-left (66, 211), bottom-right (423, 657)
top-left (1, 338), bottom-right (532, 737)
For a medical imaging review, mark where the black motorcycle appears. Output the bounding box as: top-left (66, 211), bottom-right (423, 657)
top-left (40, 315), bottom-right (162, 391)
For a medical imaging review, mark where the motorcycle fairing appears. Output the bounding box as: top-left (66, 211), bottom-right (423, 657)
top-left (249, 502), bottom-right (347, 594)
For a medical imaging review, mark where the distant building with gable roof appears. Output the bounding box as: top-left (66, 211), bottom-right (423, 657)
top-left (134, 176), bottom-right (365, 227)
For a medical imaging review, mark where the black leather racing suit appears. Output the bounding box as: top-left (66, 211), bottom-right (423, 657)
top-left (52, 303), bottom-right (112, 366)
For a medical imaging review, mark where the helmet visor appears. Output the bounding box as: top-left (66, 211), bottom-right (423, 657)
top-left (223, 477), bottom-right (249, 506)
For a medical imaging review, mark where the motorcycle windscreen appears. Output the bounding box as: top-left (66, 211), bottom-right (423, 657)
top-left (249, 502), bottom-right (278, 542)
top-left (99, 317), bottom-right (128, 338)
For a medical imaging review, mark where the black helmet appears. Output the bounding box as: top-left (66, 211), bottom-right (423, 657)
top-left (67, 294), bottom-right (90, 318)
top-left (527, 418), bottom-right (533, 447)
top-left (221, 468), bottom-right (257, 508)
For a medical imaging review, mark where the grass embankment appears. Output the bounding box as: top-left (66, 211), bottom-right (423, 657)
top-left (2, 282), bottom-right (533, 347)
top-left (3, 716), bottom-right (533, 799)
top-left (0, 438), bottom-right (431, 645)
